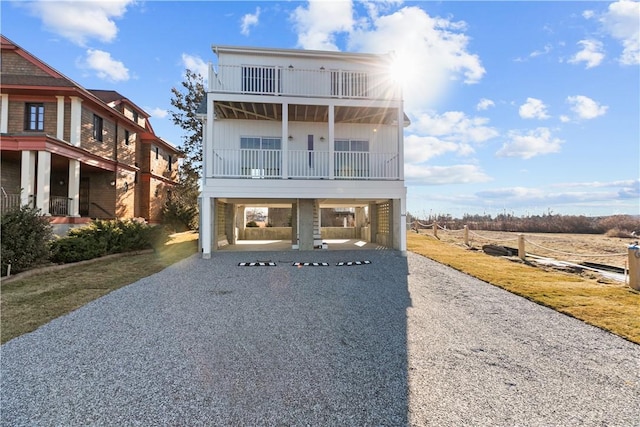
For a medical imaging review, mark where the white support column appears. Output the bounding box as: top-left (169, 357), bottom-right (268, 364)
top-left (400, 191), bottom-right (407, 255)
top-left (68, 159), bottom-right (80, 217)
top-left (397, 100), bottom-right (404, 180)
top-left (281, 102), bottom-right (288, 178)
top-left (205, 95), bottom-right (215, 179)
top-left (328, 103), bottom-right (335, 179)
top-left (0, 94), bottom-right (8, 133)
top-left (56, 96), bottom-right (65, 140)
top-left (36, 151), bottom-right (51, 215)
top-left (200, 195), bottom-right (212, 258)
top-left (20, 151), bottom-right (36, 207)
top-left (69, 96), bottom-right (82, 146)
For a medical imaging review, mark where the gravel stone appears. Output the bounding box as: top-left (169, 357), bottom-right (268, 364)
top-left (1, 251), bottom-right (638, 426)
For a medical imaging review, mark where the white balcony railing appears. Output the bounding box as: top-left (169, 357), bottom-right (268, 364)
top-left (211, 149), bottom-right (399, 180)
top-left (211, 65), bottom-right (400, 100)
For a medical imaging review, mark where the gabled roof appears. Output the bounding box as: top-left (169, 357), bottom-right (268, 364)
top-left (89, 89), bottom-right (150, 118)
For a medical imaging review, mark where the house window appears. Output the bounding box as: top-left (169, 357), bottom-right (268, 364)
top-left (155, 146), bottom-right (159, 159)
top-left (168, 155), bottom-right (173, 171)
top-left (24, 103), bottom-right (44, 131)
top-left (93, 115), bottom-right (103, 141)
top-left (124, 130), bottom-right (130, 146)
top-left (132, 110), bottom-right (139, 124)
top-left (240, 136), bottom-right (282, 178)
top-left (242, 66), bottom-right (280, 94)
top-left (331, 70), bottom-right (369, 97)
top-left (334, 139), bottom-right (370, 178)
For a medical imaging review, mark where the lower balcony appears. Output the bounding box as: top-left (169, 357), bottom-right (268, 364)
top-left (210, 149), bottom-right (400, 180)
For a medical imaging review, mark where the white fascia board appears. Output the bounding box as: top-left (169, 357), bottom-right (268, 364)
top-left (202, 178), bottom-right (405, 200)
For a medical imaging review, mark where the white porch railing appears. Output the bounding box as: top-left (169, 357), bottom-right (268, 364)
top-left (50, 196), bottom-right (72, 216)
top-left (211, 65), bottom-right (400, 100)
top-left (211, 149), bottom-right (399, 180)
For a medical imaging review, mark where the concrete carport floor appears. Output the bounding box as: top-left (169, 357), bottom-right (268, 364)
top-left (218, 239), bottom-right (388, 252)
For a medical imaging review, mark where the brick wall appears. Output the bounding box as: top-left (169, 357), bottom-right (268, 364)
top-left (1, 51), bottom-right (49, 76)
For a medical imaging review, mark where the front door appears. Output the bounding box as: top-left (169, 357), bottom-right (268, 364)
top-left (79, 177), bottom-right (90, 216)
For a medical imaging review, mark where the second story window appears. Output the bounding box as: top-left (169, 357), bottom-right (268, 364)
top-left (93, 115), bottom-right (103, 142)
top-left (24, 103), bottom-right (44, 131)
top-left (242, 66), bottom-right (280, 94)
top-left (168, 155), bottom-right (173, 171)
top-left (155, 146), bottom-right (159, 159)
top-left (124, 130), bottom-right (130, 146)
top-left (132, 110), bottom-right (139, 124)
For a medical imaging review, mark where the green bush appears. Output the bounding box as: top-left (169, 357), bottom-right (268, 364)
top-left (50, 220), bottom-right (169, 264)
top-left (1, 206), bottom-right (53, 276)
top-left (49, 236), bottom-right (106, 263)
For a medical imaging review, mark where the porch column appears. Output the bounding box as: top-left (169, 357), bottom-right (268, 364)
top-left (20, 151), bottom-right (36, 207)
top-left (328, 103), bottom-right (335, 179)
top-left (355, 207), bottom-right (366, 239)
top-left (56, 96), bottom-right (65, 140)
top-left (36, 151), bottom-right (51, 215)
top-left (225, 203), bottom-right (236, 244)
top-left (204, 95), bottom-right (215, 178)
top-left (368, 202), bottom-right (378, 245)
top-left (68, 159), bottom-right (80, 217)
top-left (281, 102), bottom-right (288, 178)
top-left (392, 198), bottom-right (404, 252)
top-left (298, 199), bottom-right (314, 251)
top-left (397, 101), bottom-right (404, 180)
top-left (0, 94), bottom-right (8, 133)
top-left (69, 96), bottom-right (82, 147)
top-left (291, 202), bottom-right (298, 247)
top-left (236, 205), bottom-right (246, 240)
top-left (200, 195), bottom-right (212, 259)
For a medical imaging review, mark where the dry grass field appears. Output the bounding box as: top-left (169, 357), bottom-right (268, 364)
top-left (407, 232), bottom-right (640, 344)
top-left (419, 229), bottom-right (633, 270)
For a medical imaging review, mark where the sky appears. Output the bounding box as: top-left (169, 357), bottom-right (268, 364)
top-left (2, 0), bottom-right (639, 218)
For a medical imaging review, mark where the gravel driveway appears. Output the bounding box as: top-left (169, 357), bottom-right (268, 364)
top-left (2, 251), bottom-right (639, 426)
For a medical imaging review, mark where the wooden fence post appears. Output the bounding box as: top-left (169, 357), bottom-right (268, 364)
top-left (628, 244), bottom-right (640, 290)
top-left (433, 222), bottom-right (438, 239)
top-left (464, 225), bottom-right (469, 246)
top-left (518, 234), bottom-right (526, 260)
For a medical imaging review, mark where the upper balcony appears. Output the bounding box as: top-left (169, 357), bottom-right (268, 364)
top-left (209, 64), bottom-right (401, 101)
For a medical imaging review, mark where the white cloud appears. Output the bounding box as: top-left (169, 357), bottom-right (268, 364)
top-left (181, 54), bottom-right (209, 79)
top-left (566, 95), bottom-right (608, 119)
top-left (519, 98), bottom-right (550, 120)
top-left (600, 0), bottom-right (640, 65)
top-left (83, 49), bottom-right (129, 82)
top-left (405, 164), bottom-right (491, 185)
top-left (147, 107), bottom-right (168, 119)
top-left (568, 39), bottom-right (605, 68)
top-left (530, 43), bottom-right (553, 58)
top-left (24, 0), bottom-right (133, 46)
top-left (290, 4), bottom-right (485, 110)
top-left (559, 115), bottom-right (571, 123)
top-left (404, 135), bottom-right (459, 164)
top-left (409, 110), bottom-right (499, 146)
top-left (476, 98), bottom-right (495, 111)
top-left (583, 10), bottom-right (596, 19)
top-left (348, 6), bottom-right (485, 109)
top-left (241, 7), bottom-right (261, 36)
top-left (291, 0), bottom-right (354, 51)
top-left (496, 127), bottom-right (564, 159)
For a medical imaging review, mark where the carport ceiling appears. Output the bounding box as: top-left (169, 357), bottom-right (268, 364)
top-left (214, 102), bottom-right (399, 125)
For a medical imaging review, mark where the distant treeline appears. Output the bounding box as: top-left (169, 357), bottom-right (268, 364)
top-left (410, 213), bottom-right (640, 236)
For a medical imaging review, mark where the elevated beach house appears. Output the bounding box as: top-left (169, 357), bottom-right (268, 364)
top-left (0, 35), bottom-right (180, 231)
top-left (199, 45), bottom-right (409, 257)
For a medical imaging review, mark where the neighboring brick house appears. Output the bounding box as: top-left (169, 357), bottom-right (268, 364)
top-left (0, 35), bottom-right (179, 229)
top-left (199, 45), bottom-right (409, 257)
